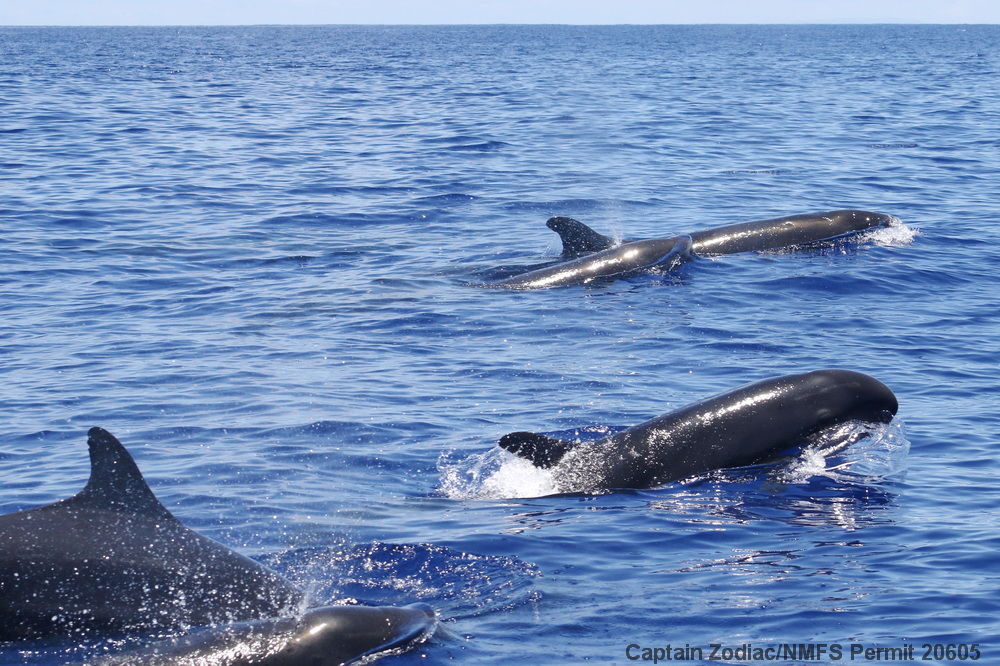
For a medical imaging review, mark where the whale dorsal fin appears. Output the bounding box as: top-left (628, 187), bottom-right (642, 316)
top-left (546, 217), bottom-right (617, 257)
top-left (498, 431), bottom-right (575, 468)
top-left (67, 427), bottom-right (177, 521)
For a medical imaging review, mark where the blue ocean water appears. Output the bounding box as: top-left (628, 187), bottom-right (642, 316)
top-left (1, 23), bottom-right (998, 664)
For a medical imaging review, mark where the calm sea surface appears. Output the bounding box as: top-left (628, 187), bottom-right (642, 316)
top-left (1, 24), bottom-right (998, 665)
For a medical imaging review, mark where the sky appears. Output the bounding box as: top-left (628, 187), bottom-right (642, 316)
top-left (1, 0), bottom-right (997, 26)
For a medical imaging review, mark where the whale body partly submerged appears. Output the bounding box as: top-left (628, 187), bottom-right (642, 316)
top-left (499, 369), bottom-right (898, 493)
top-left (491, 209), bottom-right (894, 289)
top-left (90, 603), bottom-right (437, 665)
top-left (0, 427), bottom-right (435, 664)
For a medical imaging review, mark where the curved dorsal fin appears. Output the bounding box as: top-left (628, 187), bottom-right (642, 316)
top-left (498, 431), bottom-right (575, 468)
top-left (70, 427), bottom-right (176, 520)
top-left (546, 217), bottom-right (617, 257)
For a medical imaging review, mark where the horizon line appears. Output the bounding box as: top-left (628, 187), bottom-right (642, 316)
top-left (2, 21), bottom-right (991, 27)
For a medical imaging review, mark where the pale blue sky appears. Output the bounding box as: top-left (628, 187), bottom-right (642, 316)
top-left (1, 0), bottom-right (997, 26)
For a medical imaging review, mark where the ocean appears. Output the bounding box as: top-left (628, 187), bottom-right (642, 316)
top-left (1, 24), bottom-right (998, 664)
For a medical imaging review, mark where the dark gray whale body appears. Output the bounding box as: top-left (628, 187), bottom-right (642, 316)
top-left (499, 370), bottom-right (898, 493)
top-left (493, 235), bottom-right (693, 290)
top-left (0, 427), bottom-right (435, 664)
top-left (492, 209), bottom-right (894, 289)
top-left (549, 209), bottom-right (893, 258)
top-left (92, 603), bottom-right (437, 665)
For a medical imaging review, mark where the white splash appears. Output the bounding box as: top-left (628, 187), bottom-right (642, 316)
top-left (778, 421), bottom-right (910, 485)
top-left (869, 215), bottom-right (918, 246)
top-left (438, 447), bottom-right (559, 500)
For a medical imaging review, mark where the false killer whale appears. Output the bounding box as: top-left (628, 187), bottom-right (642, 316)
top-left (90, 603), bottom-right (437, 665)
top-left (0, 427), bottom-right (435, 663)
top-left (492, 235), bottom-right (694, 290)
top-left (548, 209), bottom-right (895, 258)
top-left (499, 369), bottom-right (898, 493)
top-left (491, 209), bottom-right (894, 289)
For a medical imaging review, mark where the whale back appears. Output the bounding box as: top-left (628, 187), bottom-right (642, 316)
top-left (0, 427), bottom-right (304, 640)
top-left (91, 604), bottom-right (438, 665)
top-left (499, 370), bottom-right (898, 492)
top-left (544, 210), bottom-right (892, 259)
top-left (688, 209), bottom-right (892, 255)
top-left (491, 235), bottom-right (692, 289)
